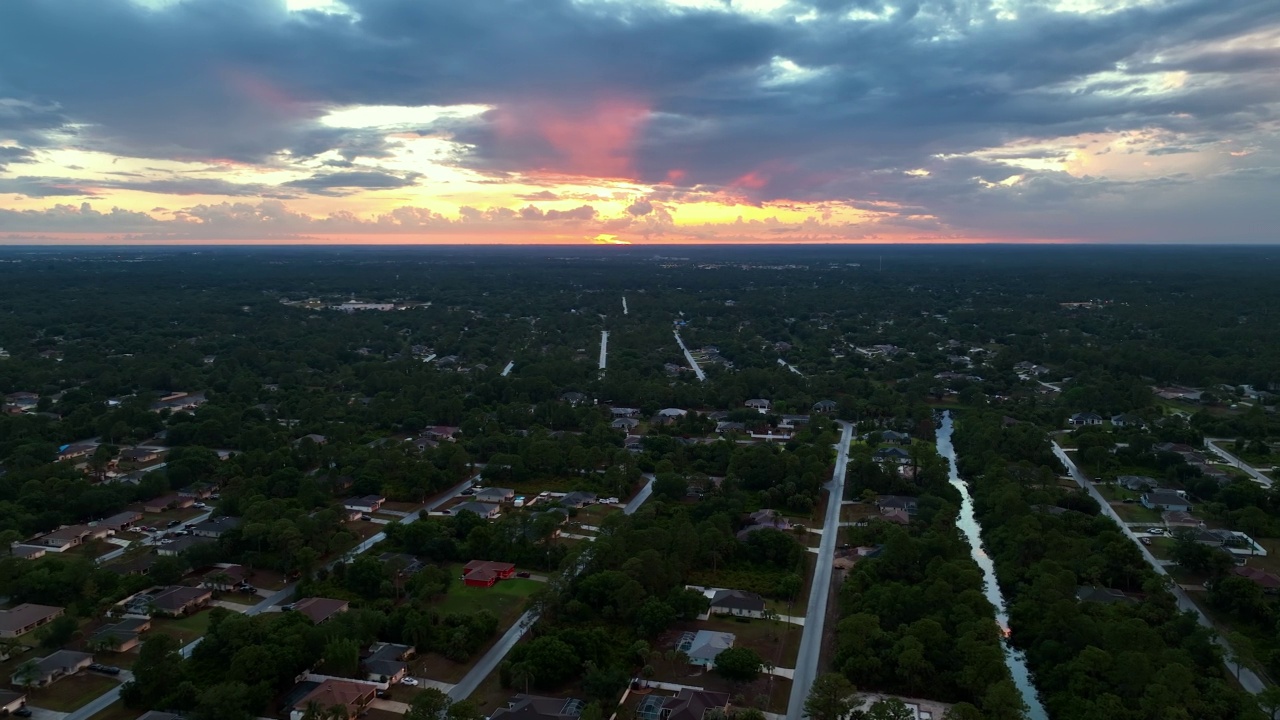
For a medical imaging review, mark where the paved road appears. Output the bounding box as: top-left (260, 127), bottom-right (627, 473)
top-left (599, 330), bottom-right (609, 371)
top-left (65, 475), bottom-right (482, 720)
top-left (1205, 438), bottom-right (1274, 489)
top-left (786, 421), bottom-right (854, 720)
top-left (622, 297), bottom-right (628, 315)
top-left (1053, 442), bottom-right (1267, 695)
top-left (672, 329), bottom-right (706, 381)
top-left (449, 472), bottom-right (656, 702)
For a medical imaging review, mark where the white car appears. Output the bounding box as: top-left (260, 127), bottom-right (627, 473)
top-left (400, 677), bottom-right (419, 686)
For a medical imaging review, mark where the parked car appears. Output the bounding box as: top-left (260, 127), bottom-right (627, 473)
top-left (173, 530), bottom-right (190, 536)
top-left (90, 663), bottom-right (121, 675)
top-left (1146, 528), bottom-right (1164, 534)
top-left (400, 677), bottom-right (419, 686)
top-left (193, 502), bottom-right (208, 509)
top-left (1140, 537), bottom-right (1152, 546)
top-left (13, 708), bottom-right (32, 717)
top-left (516, 571), bottom-right (531, 578)
top-left (460, 488), bottom-right (476, 495)
top-left (376, 690), bottom-right (390, 699)
top-left (166, 519), bottom-right (180, 527)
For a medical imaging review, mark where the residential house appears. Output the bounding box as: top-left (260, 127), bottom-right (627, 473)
top-left (475, 487), bottom-right (516, 504)
top-left (1110, 414), bottom-right (1145, 428)
top-left (10, 650), bottom-right (93, 688)
top-left (637, 688), bottom-right (731, 720)
top-left (1117, 475), bottom-right (1158, 492)
top-left (150, 392), bottom-right (207, 413)
top-left (1232, 567), bottom-right (1280, 593)
top-left (491, 695), bottom-right (587, 720)
top-left (10, 546), bottom-right (45, 561)
top-left (191, 516), bottom-right (238, 539)
top-left (560, 391), bottom-right (588, 406)
top-left (361, 642), bottom-right (416, 684)
top-left (679, 630), bottom-right (735, 668)
top-left (156, 536), bottom-right (214, 557)
top-left (736, 509), bottom-right (791, 539)
top-left (463, 560), bottom-right (516, 588)
top-left (1075, 586), bottom-right (1136, 605)
top-left (0, 690), bottom-right (27, 716)
top-left (424, 426), bottom-right (461, 442)
top-left (610, 407), bottom-right (641, 418)
top-left (879, 509), bottom-right (911, 525)
top-left (56, 443), bottom-right (97, 462)
top-left (876, 496), bottom-right (919, 516)
top-left (201, 565), bottom-right (250, 591)
top-left (342, 495), bottom-right (385, 514)
top-left (119, 447), bottom-right (160, 464)
top-left (292, 597), bottom-right (349, 625)
top-left (288, 679), bottom-right (374, 720)
top-left (1141, 490), bottom-right (1191, 512)
top-left (1069, 412), bottom-right (1104, 426)
top-left (654, 408), bottom-right (687, 425)
top-left (778, 414), bottom-right (810, 428)
top-left (716, 421), bottom-right (746, 434)
top-left (812, 399), bottom-right (838, 413)
top-left (97, 511), bottom-right (143, 533)
top-left (611, 417), bottom-right (640, 431)
top-left (148, 586), bottom-right (212, 617)
top-left (745, 399), bottom-right (772, 413)
top-left (877, 430), bottom-right (911, 444)
top-left (378, 553), bottom-right (425, 577)
top-left (88, 618), bottom-right (151, 653)
top-left (449, 501), bottom-right (500, 519)
top-left (4, 392), bottom-right (38, 410)
top-left (137, 712), bottom-right (183, 720)
top-left (0, 604), bottom-right (64, 639)
top-left (559, 491), bottom-right (597, 509)
top-left (708, 589), bottom-right (766, 619)
top-left (1162, 510), bottom-right (1204, 530)
top-left (295, 433), bottom-right (328, 446)
top-left (36, 524), bottom-right (110, 551)
top-left (1154, 442), bottom-right (1196, 455)
top-left (178, 482), bottom-right (217, 499)
top-left (873, 447), bottom-right (912, 465)
top-left (143, 494), bottom-right (194, 513)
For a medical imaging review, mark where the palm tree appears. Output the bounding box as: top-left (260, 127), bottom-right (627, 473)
top-left (13, 659), bottom-right (41, 692)
top-left (88, 633), bottom-right (122, 654)
top-left (509, 661), bottom-right (535, 695)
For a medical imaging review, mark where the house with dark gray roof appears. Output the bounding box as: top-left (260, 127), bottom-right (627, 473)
top-left (708, 589), bottom-right (766, 618)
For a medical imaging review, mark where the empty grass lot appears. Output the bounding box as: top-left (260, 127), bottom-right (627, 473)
top-left (438, 566), bottom-right (541, 619)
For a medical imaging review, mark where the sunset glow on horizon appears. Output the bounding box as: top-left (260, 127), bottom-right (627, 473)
top-left (1, 0), bottom-right (1277, 245)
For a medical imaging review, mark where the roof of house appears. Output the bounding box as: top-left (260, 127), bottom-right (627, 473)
top-left (149, 586), bottom-right (211, 612)
top-left (292, 678), bottom-right (374, 714)
top-left (451, 501), bottom-right (499, 517)
top-left (98, 511), bottom-right (143, 530)
top-left (1072, 412), bottom-right (1103, 420)
top-left (879, 509), bottom-right (911, 524)
top-left (138, 712), bottom-right (184, 720)
top-left (1117, 475), bottom-right (1157, 488)
top-left (1233, 567), bottom-right (1280, 589)
top-left (344, 494), bottom-right (384, 508)
top-left (293, 597), bottom-right (349, 624)
top-left (560, 491), bottom-right (597, 506)
top-left (1162, 510), bottom-right (1201, 525)
top-left (873, 447), bottom-right (911, 459)
top-left (30, 650), bottom-right (93, 677)
top-left (493, 694), bottom-right (587, 719)
top-left (684, 630), bottom-right (735, 663)
top-left (660, 688), bottom-right (731, 720)
top-left (709, 589), bottom-right (766, 612)
top-left (1143, 490), bottom-right (1189, 505)
top-left (10, 546), bottom-right (45, 559)
top-left (42, 524), bottom-right (93, 543)
top-left (203, 565), bottom-right (248, 584)
top-left (877, 495), bottom-right (918, 509)
top-left (475, 487), bottom-right (515, 500)
top-left (0, 604), bottom-right (63, 635)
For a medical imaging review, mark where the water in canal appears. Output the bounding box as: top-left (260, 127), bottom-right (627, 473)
top-left (936, 411), bottom-right (1049, 720)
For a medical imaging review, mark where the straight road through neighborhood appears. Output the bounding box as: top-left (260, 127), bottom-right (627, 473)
top-left (1053, 442), bottom-right (1267, 695)
top-left (786, 420), bottom-right (854, 719)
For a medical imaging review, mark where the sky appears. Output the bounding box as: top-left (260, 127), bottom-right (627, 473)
top-left (0, 0), bottom-right (1277, 245)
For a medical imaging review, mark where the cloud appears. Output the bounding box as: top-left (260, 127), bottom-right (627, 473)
top-left (0, 0), bottom-right (1278, 242)
top-left (282, 170), bottom-right (422, 195)
top-left (0, 146), bottom-right (36, 171)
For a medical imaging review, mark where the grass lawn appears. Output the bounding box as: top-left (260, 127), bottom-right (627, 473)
top-left (437, 568), bottom-right (540, 620)
top-left (28, 672), bottom-right (119, 712)
top-left (1112, 503), bottom-right (1163, 524)
top-left (575, 504), bottom-right (622, 525)
top-left (151, 611), bottom-right (212, 645)
top-left (88, 701), bottom-right (145, 720)
top-left (1095, 484), bottom-right (1141, 502)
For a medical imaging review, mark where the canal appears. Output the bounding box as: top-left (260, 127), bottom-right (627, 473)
top-left (936, 411), bottom-right (1049, 720)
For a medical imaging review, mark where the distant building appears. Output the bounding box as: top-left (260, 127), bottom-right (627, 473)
top-left (708, 589), bottom-right (766, 619)
top-left (288, 678), bottom-right (374, 720)
top-left (491, 695), bottom-right (587, 720)
top-left (0, 604), bottom-right (64, 639)
top-left (678, 630), bottom-right (735, 668)
top-left (292, 597), bottom-right (349, 625)
top-left (1069, 412), bottom-right (1103, 426)
top-left (463, 560), bottom-right (515, 588)
top-left (1141, 490), bottom-right (1191, 512)
top-left (10, 650), bottom-right (93, 688)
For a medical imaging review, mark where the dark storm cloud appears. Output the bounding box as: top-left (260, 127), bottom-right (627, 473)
top-left (0, 146), bottom-right (35, 171)
top-left (282, 170), bottom-right (421, 196)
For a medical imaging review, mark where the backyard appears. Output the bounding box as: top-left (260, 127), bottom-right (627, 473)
top-left (150, 611), bottom-right (212, 645)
